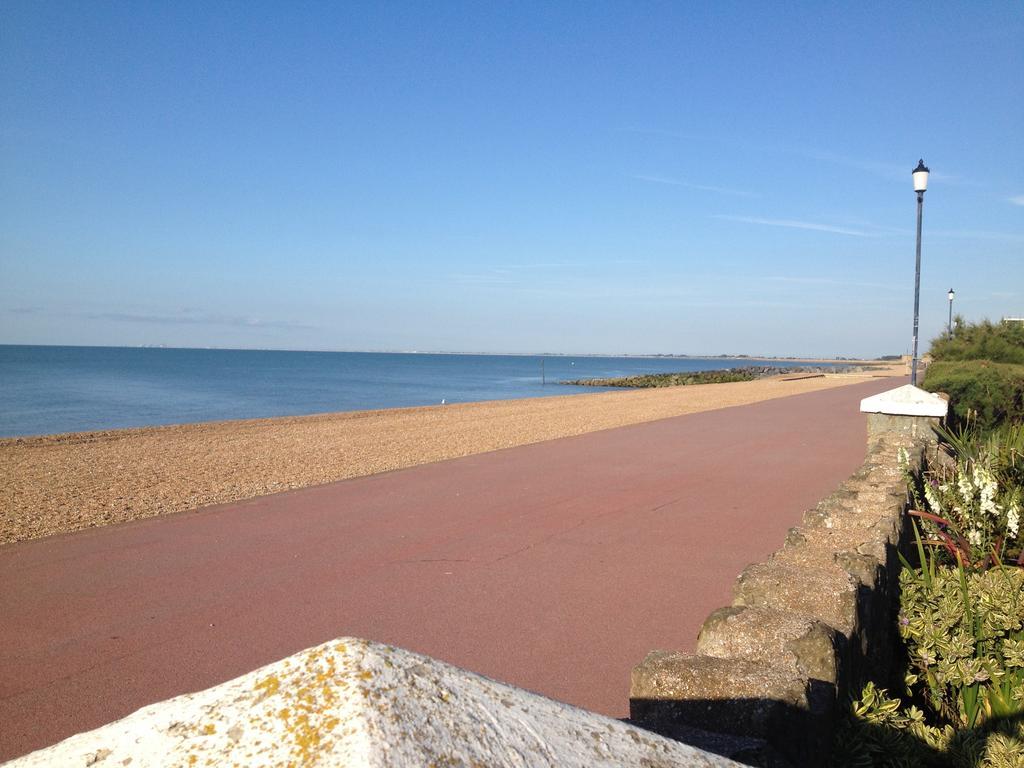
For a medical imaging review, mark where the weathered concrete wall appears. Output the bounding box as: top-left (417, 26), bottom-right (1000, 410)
top-left (6, 636), bottom-right (740, 768)
top-left (630, 419), bottom-right (941, 767)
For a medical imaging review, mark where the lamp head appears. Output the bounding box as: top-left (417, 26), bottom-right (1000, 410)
top-left (913, 159), bottom-right (930, 193)
top-left (948, 288), bottom-right (955, 301)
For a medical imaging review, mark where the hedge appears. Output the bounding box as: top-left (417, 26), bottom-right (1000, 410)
top-left (922, 359), bottom-right (1024, 429)
top-left (929, 319), bottom-right (1024, 365)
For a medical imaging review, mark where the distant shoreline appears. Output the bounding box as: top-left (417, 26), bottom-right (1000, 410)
top-left (0, 342), bottom-right (896, 362)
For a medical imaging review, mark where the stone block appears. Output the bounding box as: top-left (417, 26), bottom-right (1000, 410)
top-left (802, 503), bottom-right (874, 533)
top-left (630, 652), bottom-right (807, 736)
top-left (696, 606), bottom-right (840, 684)
top-left (833, 549), bottom-right (883, 589)
top-left (642, 721), bottom-right (796, 767)
top-left (630, 652), bottom-right (834, 766)
top-left (733, 559), bottom-right (859, 636)
top-left (867, 413), bottom-right (942, 443)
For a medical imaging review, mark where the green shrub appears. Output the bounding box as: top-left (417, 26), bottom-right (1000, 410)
top-left (923, 361), bottom-right (1024, 430)
top-left (930, 320), bottom-right (1024, 365)
top-left (899, 565), bottom-right (1024, 728)
top-left (833, 529), bottom-right (1024, 766)
top-left (832, 436), bottom-right (1024, 767)
top-left (901, 442), bottom-right (1024, 728)
top-left (833, 682), bottom-right (1024, 767)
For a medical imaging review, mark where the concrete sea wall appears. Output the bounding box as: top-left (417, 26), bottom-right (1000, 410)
top-left (630, 407), bottom-right (943, 766)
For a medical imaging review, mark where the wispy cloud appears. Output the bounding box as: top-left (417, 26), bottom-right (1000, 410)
top-left (800, 150), bottom-right (907, 182)
top-left (930, 229), bottom-right (1024, 243)
top-left (86, 310), bottom-right (315, 330)
top-left (1010, 195), bottom-right (1024, 206)
top-left (766, 276), bottom-right (903, 291)
top-left (448, 273), bottom-right (517, 287)
top-left (714, 215), bottom-right (874, 237)
top-left (619, 126), bottom-right (695, 142)
top-left (622, 128), bottom-right (978, 186)
top-left (630, 174), bottom-right (754, 197)
top-left (800, 150), bottom-right (977, 186)
top-left (449, 261), bottom-right (588, 287)
top-left (497, 262), bottom-right (581, 270)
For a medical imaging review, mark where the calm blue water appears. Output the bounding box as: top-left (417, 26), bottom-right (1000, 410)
top-left (0, 345), bottom-right (838, 437)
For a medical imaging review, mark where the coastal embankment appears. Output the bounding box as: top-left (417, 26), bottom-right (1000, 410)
top-left (0, 365), bottom-right (902, 545)
top-left (564, 364), bottom-right (880, 388)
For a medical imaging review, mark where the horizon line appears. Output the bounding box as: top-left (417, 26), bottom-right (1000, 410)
top-left (0, 341), bottom-right (893, 361)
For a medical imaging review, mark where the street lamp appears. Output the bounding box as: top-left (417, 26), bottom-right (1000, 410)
top-left (947, 288), bottom-right (955, 337)
top-left (910, 159), bottom-right (929, 386)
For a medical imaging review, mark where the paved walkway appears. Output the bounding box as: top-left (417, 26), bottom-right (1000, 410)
top-left (0, 378), bottom-right (898, 760)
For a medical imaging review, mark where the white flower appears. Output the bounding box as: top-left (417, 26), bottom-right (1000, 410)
top-left (968, 528), bottom-right (983, 547)
top-left (977, 469), bottom-right (999, 517)
top-left (923, 483), bottom-right (943, 515)
top-left (957, 470), bottom-right (975, 504)
top-left (897, 447), bottom-right (910, 468)
top-left (1007, 503), bottom-right (1020, 540)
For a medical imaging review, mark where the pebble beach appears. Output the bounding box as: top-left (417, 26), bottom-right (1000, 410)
top-left (1, 366), bottom-right (901, 545)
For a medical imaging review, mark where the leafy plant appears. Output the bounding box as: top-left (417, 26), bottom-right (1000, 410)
top-left (835, 435), bottom-right (1024, 767)
top-left (899, 562), bottom-right (1024, 727)
top-left (832, 565), bottom-right (1024, 768)
top-left (831, 683), bottom-right (944, 767)
top-left (831, 682), bottom-right (1024, 767)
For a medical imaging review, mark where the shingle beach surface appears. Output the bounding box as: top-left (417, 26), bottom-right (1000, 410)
top-left (1, 368), bottom-right (900, 545)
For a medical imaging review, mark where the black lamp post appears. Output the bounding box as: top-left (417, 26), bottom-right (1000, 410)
top-left (947, 288), bottom-right (955, 337)
top-left (910, 159), bottom-right (929, 386)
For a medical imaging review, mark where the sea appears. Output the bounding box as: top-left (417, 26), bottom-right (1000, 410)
top-left (0, 345), bottom-right (842, 438)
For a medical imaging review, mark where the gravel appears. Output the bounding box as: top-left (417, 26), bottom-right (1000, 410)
top-left (0, 371), bottom-right (899, 545)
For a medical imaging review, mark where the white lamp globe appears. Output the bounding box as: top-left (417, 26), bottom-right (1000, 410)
top-left (913, 159), bottom-right (930, 193)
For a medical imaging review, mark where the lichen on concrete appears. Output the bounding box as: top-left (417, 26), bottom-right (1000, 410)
top-left (8, 638), bottom-right (739, 767)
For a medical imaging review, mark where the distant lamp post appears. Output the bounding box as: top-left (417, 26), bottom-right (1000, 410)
top-left (910, 159), bottom-right (930, 386)
top-left (947, 288), bottom-right (955, 337)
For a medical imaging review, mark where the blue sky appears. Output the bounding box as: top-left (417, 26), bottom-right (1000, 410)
top-left (2, 1), bottom-right (1021, 357)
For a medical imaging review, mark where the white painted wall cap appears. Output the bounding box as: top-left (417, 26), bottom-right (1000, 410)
top-left (860, 384), bottom-right (948, 417)
top-left (7, 637), bottom-right (740, 767)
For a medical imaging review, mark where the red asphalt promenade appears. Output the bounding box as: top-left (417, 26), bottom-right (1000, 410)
top-left (0, 377), bottom-right (898, 761)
